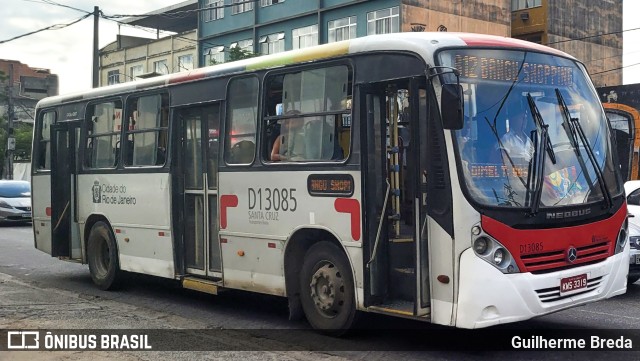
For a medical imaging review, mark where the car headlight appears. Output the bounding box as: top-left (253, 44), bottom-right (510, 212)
top-left (630, 236), bottom-right (640, 250)
top-left (615, 219), bottom-right (628, 254)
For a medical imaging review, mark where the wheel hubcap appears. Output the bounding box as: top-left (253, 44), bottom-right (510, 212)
top-left (309, 262), bottom-right (345, 317)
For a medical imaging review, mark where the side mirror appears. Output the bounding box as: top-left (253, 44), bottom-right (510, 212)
top-left (441, 83), bottom-right (464, 130)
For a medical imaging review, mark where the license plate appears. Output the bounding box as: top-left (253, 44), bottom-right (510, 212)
top-left (560, 274), bottom-right (587, 294)
top-left (636, 254), bottom-right (640, 265)
top-left (21, 213), bottom-right (31, 218)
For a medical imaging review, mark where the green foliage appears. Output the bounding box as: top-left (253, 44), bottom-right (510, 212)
top-left (209, 47), bottom-right (258, 66)
top-left (13, 123), bottom-right (33, 161)
top-left (228, 47), bottom-right (258, 61)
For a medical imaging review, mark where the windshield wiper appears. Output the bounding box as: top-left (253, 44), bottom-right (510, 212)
top-left (527, 126), bottom-right (549, 215)
top-left (526, 93), bottom-right (557, 165)
top-left (555, 88), bottom-right (612, 209)
top-left (525, 94), bottom-right (555, 215)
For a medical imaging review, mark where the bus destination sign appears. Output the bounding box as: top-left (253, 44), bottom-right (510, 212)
top-left (307, 174), bottom-right (354, 197)
top-left (454, 54), bottom-right (574, 86)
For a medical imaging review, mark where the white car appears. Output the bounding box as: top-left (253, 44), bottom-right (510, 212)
top-left (628, 222), bottom-right (640, 285)
top-left (0, 180), bottom-right (31, 223)
top-left (624, 180), bottom-right (640, 229)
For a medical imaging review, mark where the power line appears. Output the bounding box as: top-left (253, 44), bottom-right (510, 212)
top-left (590, 61), bottom-right (640, 76)
top-left (102, 0), bottom-right (261, 19)
top-left (0, 13), bottom-right (91, 44)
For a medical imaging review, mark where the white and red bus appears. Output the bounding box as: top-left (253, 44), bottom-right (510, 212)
top-left (32, 32), bottom-right (629, 332)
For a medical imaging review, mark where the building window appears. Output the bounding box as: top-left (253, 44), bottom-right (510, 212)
top-left (225, 77), bottom-right (259, 165)
top-left (204, 46), bottom-right (225, 65)
top-left (107, 70), bottom-right (120, 85)
top-left (292, 24), bottom-right (318, 50)
top-left (232, 0), bottom-right (253, 14)
top-left (204, 0), bottom-right (224, 22)
top-left (367, 7), bottom-right (399, 35)
top-left (85, 101), bottom-right (123, 169)
top-left (512, 0), bottom-right (542, 11)
top-left (230, 39), bottom-right (254, 53)
top-left (154, 59), bottom-right (169, 75)
top-left (259, 33), bottom-right (285, 55)
top-left (178, 54), bottom-right (194, 71)
top-left (261, 0), bottom-right (284, 7)
top-left (130, 65), bottom-right (143, 79)
top-left (328, 16), bottom-right (357, 43)
top-left (124, 94), bottom-right (169, 167)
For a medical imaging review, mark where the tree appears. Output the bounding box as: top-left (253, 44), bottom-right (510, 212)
top-left (228, 46), bottom-right (258, 61)
top-left (209, 47), bottom-right (258, 65)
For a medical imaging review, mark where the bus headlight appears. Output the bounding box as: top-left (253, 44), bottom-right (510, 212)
top-left (471, 234), bottom-right (519, 274)
top-left (474, 237), bottom-right (489, 255)
top-left (493, 248), bottom-right (505, 265)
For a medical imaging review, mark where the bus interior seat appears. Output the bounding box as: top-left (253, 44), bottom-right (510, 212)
top-left (230, 140), bottom-right (255, 164)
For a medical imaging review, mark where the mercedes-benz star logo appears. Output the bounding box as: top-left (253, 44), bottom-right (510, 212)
top-left (566, 247), bottom-right (578, 263)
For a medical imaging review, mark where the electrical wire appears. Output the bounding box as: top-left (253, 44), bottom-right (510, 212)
top-left (0, 13), bottom-right (91, 44)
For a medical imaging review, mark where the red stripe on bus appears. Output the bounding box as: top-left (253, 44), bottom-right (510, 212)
top-left (220, 194), bottom-right (239, 229)
top-left (45, 207), bottom-right (52, 217)
top-left (458, 34), bottom-right (568, 57)
top-left (481, 204), bottom-right (627, 272)
top-left (220, 238), bottom-right (228, 243)
top-left (268, 242), bottom-right (276, 248)
top-left (334, 198), bottom-right (361, 241)
top-left (158, 231), bottom-right (165, 237)
top-left (115, 229), bottom-right (121, 234)
top-left (169, 71), bottom-right (206, 84)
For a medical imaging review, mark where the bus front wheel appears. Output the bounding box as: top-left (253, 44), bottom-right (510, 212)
top-left (299, 241), bottom-right (356, 335)
top-left (87, 221), bottom-right (121, 290)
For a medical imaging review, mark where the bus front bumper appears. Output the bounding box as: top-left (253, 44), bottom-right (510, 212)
top-left (455, 245), bottom-right (629, 329)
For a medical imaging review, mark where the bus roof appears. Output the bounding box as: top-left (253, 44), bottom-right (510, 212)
top-left (37, 32), bottom-right (575, 109)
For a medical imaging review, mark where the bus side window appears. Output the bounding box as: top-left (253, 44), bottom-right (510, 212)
top-left (37, 111), bottom-right (55, 170)
top-left (124, 93), bottom-right (169, 167)
top-left (85, 100), bottom-right (122, 169)
top-left (225, 77), bottom-right (258, 165)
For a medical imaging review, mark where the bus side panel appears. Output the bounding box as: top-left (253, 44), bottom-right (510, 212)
top-left (76, 173), bottom-right (175, 279)
top-left (218, 170), bottom-right (362, 297)
top-left (33, 174), bottom-right (52, 255)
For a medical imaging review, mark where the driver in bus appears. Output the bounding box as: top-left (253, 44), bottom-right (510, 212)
top-left (271, 110), bottom-right (305, 161)
top-left (499, 105), bottom-right (534, 163)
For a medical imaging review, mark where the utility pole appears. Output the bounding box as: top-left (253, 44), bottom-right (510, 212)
top-left (92, 6), bottom-right (99, 88)
top-left (4, 63), bottom-right (15, 180)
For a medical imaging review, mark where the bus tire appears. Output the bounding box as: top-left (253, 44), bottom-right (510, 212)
top-left (299, 241), bottom-right (356, 335)
top-left (87, 221), bottom-right (121, 290)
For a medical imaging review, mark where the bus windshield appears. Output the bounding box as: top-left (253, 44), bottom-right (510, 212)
top-left (438, 49), bottom-right (622, 209)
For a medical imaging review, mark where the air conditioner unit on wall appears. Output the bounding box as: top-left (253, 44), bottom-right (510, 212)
top-left (520, 12), bottom-right (530, 21)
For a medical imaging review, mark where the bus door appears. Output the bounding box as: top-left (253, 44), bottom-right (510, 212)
top-left (50, 120), bottom-right (82, 258)
top-left (176, 104), bottom-right (222, 278)
top-left (361, 78), bottom-right (429, 317)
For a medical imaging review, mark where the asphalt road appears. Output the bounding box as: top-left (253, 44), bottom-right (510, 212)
top-left (1, 223), bottom-right (639, 360)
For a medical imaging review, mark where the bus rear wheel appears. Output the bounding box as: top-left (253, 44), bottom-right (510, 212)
top-left (299, 241), bottom-right (356, 335)
top-left (87, 221), bottom-right (121, 290)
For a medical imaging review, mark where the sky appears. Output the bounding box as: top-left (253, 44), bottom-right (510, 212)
top-left (1, 0), bottom-right (640, 95)
top-left (0, 0), bottom-right (179, 94)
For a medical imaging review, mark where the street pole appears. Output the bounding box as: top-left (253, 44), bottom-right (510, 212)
top-left (4, 63), bottom-right (15, 180)
top-left (92, 6), bottom-right (99, 88)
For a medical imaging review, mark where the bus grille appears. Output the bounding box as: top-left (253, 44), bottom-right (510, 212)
top-left (535, 276), bottom-right (603, 303)
top-left (520, 241), bottom-right (610, 274)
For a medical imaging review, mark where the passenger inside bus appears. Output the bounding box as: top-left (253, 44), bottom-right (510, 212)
top-left (271, 110), bottom-right (305, 161)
